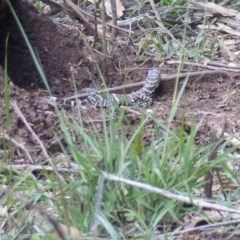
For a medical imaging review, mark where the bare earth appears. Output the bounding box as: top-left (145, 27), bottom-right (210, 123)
top-left (1, 62), bottom-right (239, 163)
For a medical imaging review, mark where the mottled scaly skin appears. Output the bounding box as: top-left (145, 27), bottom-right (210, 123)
top-left (49, 69), bottom-right (161, 108)
top-left (85, 69), bottom-right (161, 107)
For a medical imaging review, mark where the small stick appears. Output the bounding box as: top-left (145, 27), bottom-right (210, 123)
top-left (110, 0), bottom-right (117, 41)
top-left (204, 117), bottom-right (227, 198)
top-left (149, 0), bottom-right (180, 46)
top-left (0, 131), bottom-right (34, 163)
top-left (7, 164), bottom-right (69, 172)
top-left (120, 106), bottom-right (142, 116)
top-left (93, 0), bottom-right (98, 42)
top-left (100, 0), bottom-right (107, 74)
top-left (157, 219), bottom-right (240, 238)
top-left (102, 171), bottom-right (240, 214)
top-left (11, 101), bottom-right (49, 161)
top-left (64, 0), bottom-right (95, 33)
top-left (190, 0), bottom-right (240, 21)
top-left (149, 0), bottom-right (160, 20)
top-left (167, 60), bottom-right (240, 72)
top-left (11, 101), bottom-right (64, 181)
top-left (208, 61), bottom-right (240, 69)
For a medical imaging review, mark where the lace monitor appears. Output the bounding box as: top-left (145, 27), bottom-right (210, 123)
top-left (49, 69), bottom-right (161, 108)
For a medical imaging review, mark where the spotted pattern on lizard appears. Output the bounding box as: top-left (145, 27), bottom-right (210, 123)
top-left (49, 69), bottom-right (161, 108)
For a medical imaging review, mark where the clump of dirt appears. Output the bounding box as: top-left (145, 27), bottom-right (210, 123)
top-left (0, 0), bottom-right (96, 92)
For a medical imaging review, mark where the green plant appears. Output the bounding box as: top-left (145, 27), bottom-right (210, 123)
top-left (2, 0), bottom-right (239, 239)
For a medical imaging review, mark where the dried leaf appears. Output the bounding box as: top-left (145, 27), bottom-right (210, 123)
top-left (102, 0), bottom-right (125, 18)
top-left (87, 0), bottom-right (125, 17)
top-left (191, 0), bottom-right (240, 21)
top-left (218, 39), bottom-right (239, 63)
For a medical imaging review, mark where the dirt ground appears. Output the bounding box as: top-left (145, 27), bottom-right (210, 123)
top-left (1, 64), bottom-right (239, 164)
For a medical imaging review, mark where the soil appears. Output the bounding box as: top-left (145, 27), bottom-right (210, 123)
top-left (1, 61), bottom-right (239, 163)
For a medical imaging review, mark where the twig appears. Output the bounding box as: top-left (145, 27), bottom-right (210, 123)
top-left (157, 219), bottom-right (240, 238)
top-left (148, 0), bottom-right (180, 46)
top-left (0, 131), bottom-right (34, 163)
top-left (147, 69), bottom-right (233, 82)
top-left (83, 117), bottom-right (111, 124)
top-left (204, 117), bottom-right (227, 198)
top-left (93, 0), bottom-right (98, 42)
top-left (120, 106), bottom-right (142, 116)
top-left (166, 60), bottom-right (240, 72)
top-left (208, 61), bottom-right (240, 69)
top-left (7, 164), bottom-right (69, 172)
top-left (149, 0), bottom-right (160, 20)
top-left (110, 0), bottom-right (117, 41)
top-left (102, 171), bottom-right (240, 214)
top-left (116, 14), bottom-right (182, 27)
top-left (64, 0), bottom-right (95, 33)
top-left (100, 0), bottom-right (107, 74)
top-left (11, 101), bottom-right (48, 160)
top-left (190, 0), bottom-right (240, 21)
top-left (116, 15), bottom-right (144, 27)
top-left (11, 100), bottom-right (64, 181)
